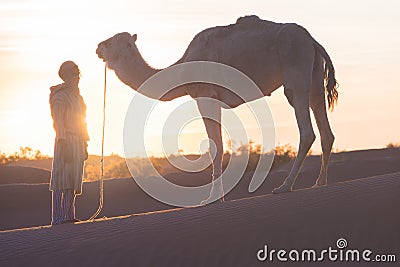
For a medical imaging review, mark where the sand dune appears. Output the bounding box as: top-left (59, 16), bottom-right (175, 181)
top-left (1, 173), bottom-right (399, 266)
top-left (8, 158), bottom-right (53, 171)
top-left (0, 148), bottom-right (399, 266)
top-left (0, 165), bottom-right (50, 185)
top-left (1, 148), bottom-right (399, 231)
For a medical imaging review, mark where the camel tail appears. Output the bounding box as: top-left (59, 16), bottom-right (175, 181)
top-left (313, 40), bottom-right (339, 111)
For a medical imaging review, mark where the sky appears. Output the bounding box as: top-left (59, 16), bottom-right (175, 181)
top-left (0, 0), bottom-right (399, 157)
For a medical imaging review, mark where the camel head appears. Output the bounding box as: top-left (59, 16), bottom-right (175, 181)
top-left (96, 32), bottom-right (138, 68)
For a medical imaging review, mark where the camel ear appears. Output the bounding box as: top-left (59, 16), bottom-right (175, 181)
top-left (132, 34), bottom-right (137, 42)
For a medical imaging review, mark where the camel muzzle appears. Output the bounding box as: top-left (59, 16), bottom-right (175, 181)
top-left (96, 45), bottom-right (104, 60)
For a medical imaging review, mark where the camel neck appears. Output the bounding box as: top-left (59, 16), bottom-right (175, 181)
top-left (112, 49), bottom-right (187, 101)
top-left (114, 52), bottom-right (159, 92)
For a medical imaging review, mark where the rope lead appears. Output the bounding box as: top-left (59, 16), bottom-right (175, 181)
top-left (88, 65), bottom-right (107, 221)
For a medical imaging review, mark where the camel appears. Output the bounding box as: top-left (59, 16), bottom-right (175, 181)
top-left (96, 15), bottom-right (338, 202)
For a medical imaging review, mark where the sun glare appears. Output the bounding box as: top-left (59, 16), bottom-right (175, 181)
top-left (0, 1), bottom-right (399, 157)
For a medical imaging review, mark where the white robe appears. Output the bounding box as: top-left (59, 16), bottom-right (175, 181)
top-left (49, 84), bottom-right (89, 194)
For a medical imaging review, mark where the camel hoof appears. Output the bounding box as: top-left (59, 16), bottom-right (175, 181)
top-left (200, 184), bottom-right (225, 206)
top-left (200, 199), bottom-right (208, 206)
top-left (200, 199), bottom-right (222, 206)
top-left (312, 182), bottom-right (327, 189)
top-left (200, 195), bottom-right (224, 206)
top-left (272, 183), bottom-right (292, 194)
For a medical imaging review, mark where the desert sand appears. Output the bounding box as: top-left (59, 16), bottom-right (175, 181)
top-left (0, 148), bottom-right (399, 266)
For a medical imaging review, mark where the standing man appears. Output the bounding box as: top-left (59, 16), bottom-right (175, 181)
top-left (49, 61), bottom-right (89, 225)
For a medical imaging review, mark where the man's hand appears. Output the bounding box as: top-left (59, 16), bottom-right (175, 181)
top-left (58, 139), bottom-right (73, 163)
top-left (84, 142), bottom-right (88, 160)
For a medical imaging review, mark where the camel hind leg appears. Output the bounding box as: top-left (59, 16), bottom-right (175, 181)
top-left (310, 56), bottom-right (335, 187)
top-left (273, 71), bottom-right (316, 193)
top-left (273, 27), bottom-right (316, 194)
top-left (273, 86), bottom-right (316, 193)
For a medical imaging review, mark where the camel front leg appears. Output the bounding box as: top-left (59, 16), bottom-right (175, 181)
top-left (196, 97), bottom-right (224, 204)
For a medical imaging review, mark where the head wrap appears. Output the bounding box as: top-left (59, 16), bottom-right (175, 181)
top-left (58, 61), bottom-right (79, 81)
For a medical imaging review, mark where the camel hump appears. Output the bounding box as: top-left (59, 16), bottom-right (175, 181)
top-left (236, 15), bottom-right (260, 24)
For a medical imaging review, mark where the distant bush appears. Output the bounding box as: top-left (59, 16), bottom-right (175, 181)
top-left (84, 154), bottom-right (131, 181)
top-left (0, 142), bottom-right (299, 181)
top-left (386, 142), bottom-right (400, 149)
top-left (86, 142), bottom-right (296, 181)
top-left (144, 142), bottom-right (298, 176)
top-left (0, 146), bottom-right (50, 165)
top-left (6, 142), bottom-right (400, 181)
top-left (272, 144), bottom-right (297, 167)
